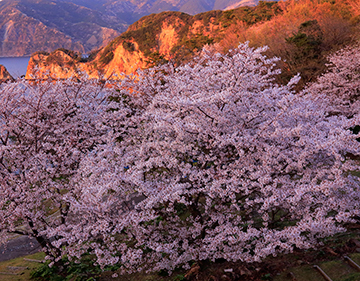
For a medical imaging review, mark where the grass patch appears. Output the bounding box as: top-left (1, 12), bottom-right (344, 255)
top-left (348, 253), bottom-right (360, 265)
top-left (0, 252), bottom-right (45, 281)
top-left (319, 260), bottom-right (360, 281)
top-left (274, 265), bottom-right (324, 281)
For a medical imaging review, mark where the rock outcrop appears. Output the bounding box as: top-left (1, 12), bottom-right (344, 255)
top-left (26, 51), bottom-right (79, 80)
top-left (25, 3), bottom-right (284, 79)
top-left (0, 0), bottom-right (279, 57)
top-left (0, 64), bottom-right (13, 81)
top-left (25, 44), bottom-right (149, 79)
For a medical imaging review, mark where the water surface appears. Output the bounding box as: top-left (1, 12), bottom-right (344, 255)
top-left (0, 57), bottom-right (31, 78)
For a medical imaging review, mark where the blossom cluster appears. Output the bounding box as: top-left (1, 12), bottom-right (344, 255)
top-left (0, 43), bottom-right (359, 273)
top-left (0, 77), bottom-right (109, 257)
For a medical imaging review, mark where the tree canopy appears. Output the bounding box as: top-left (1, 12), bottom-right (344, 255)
top-left (0, 43), bottom-right (359, 275)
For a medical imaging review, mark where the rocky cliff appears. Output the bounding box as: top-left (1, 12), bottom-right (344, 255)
top-left (26, 0), bottom-right (359, 84)
top-left (0, 0), bottom-right (278, 57)
top-left (0, 64), bottom-right (13, 81)
top-left (26, 2), bottom-right (283, 79)
top-left (25, 43), bottom-right (149, 79)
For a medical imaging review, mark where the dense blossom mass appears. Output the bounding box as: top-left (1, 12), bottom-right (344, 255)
top-left (0, 78), bottom-right (109, 257)
top-left (306, 45), bottom-right (360, 117)
top-left (0, 43), bottom-right (359, 274)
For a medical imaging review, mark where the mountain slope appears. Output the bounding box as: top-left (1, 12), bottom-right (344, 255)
top-left (26, 0), bottom-right (360, 88)
top-left (25, 1), bottom-right (283, 78)
top-left (0, 0), bottom-right (126, 56)
top-left (0, 5), bottom-right (82, 56)
top-left (0, 0), bottom-right (278, 57)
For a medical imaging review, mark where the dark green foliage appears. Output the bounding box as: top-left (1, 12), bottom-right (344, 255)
top-left (54, 48), bottom-right (79, 59)
top-left (174, 202), bottom-right (187, 216)
top-left (123, 41), bottom-right (135, 52)
top-left (121, 11), bottom-right (192, 57)
top-left (254, 1), bottom-right (282, 22)
top-left (285, 20), bottom-right (327, 85)
top-left (97, 36), bottom-right (123, 65)
top-left (172, 34), bottom-right (214, 63)
top-left (218, 1), bottom-right (281, 27)
top-left (44, 48), bottom-right (80, 67)
top-left (100, 51), bottom-right (114, 65)
top-left (177, 34), bottom-right (214, 50)
top-left (33, 51), bottom-right (50, 56)
top-left (193, 10), bottom-right (222, 25)
top-left (173, 274), bottom-right (186, 281)
top-left (286, 20), bottom-right (323, 61)
top-left (240, 1), bottom-right (281, 25)
top-left (31, 262), bottom-right (64, 281)
top-left (106, 4), bottom-right (280, 66)
top-left (31, 255), bottom-right (103, 281)
top-left (99, 46), bottom-right (115, 66)
top-left (220, 10), bottom-right (236, 28)
top-left (146, 51), bottom-right (169, 66)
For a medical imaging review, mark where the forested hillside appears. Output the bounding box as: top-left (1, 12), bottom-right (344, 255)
top-left (0, 0), bottom-right (277, 57)
top-left (28, 0), bottom-right (360, 89)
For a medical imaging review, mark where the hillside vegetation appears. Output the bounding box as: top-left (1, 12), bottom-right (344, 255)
top-left (0, 0), bottom-right (275, 57)
top-left (28, 0), bottom-right (360, 88)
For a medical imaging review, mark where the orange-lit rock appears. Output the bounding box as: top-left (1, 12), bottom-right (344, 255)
top-left (0, 64), bottom-right (13, 81)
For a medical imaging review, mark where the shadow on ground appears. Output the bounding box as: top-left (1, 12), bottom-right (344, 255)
top-left (0, 236), bottom-right (41, 262)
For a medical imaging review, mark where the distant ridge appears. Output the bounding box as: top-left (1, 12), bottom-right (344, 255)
top-left (0, 0), bottom-right (278, 57)
top-left (26, 0), bottom-right (360, 91)
top-left (0, 0), bottom-right (125, 57)
top-left (222, 1), bottom-right (263, 10)
top-left (25, 1), bottom-right (284, 79)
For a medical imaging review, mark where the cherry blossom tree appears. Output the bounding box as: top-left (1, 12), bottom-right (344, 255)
top-left (305, 44), bottom-right (360, 117)
top-left (0, 77), bottom-right (109, 261)
top-left (58, 43), bottom-right (360, 273)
